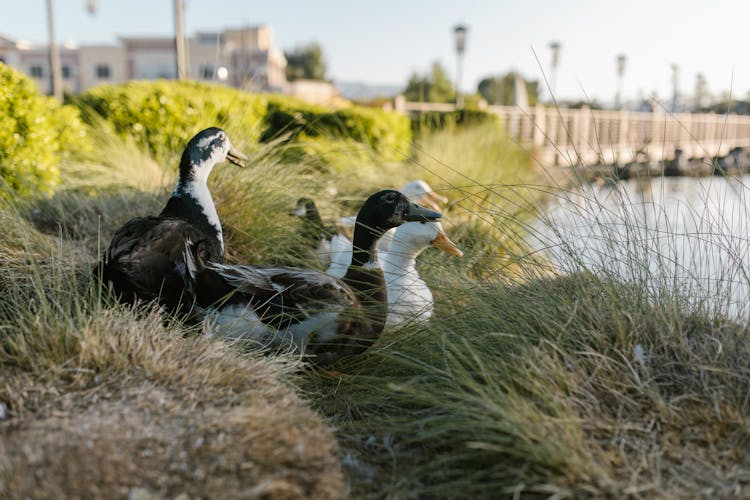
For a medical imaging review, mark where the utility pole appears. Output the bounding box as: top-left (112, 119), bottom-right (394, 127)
top-left (670, 63), bottom-right (680, 112)
top-left (46, 0), bottom-right (63, 101)
top-left (174, 0), bottom-right (187, 79)
top-left (453, 24), bottom-right (468, 109)
top-left (548, 41), bottom-right (561, 103)
top-left (615, 54), bottom-right (627, 109)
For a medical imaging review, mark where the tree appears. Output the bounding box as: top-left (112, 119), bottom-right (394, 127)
top-left (403, 62), bottom-right (456, 103)
top-left (477, 72), bottom-right (539, 106)
top-left (285, 43), bottom-right (327, 81)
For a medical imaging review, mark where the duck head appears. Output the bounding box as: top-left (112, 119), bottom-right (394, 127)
top-left (289, 197), bottom-right (316, 217)
top-left (178, 127), bottom-right (247, 186)
top-left (356, 189), bottom-right (442, 237)
top-left (391, 221), bottom-right (463, 257)
top-left (400, 180), bottom-right (449, 211)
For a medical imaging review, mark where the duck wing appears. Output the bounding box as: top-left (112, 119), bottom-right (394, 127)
top-left (204, 263), bottom-right (359, 330)
top-left (103, 216), bottom-right (222, 304)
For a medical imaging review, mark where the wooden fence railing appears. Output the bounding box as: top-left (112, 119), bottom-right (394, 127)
top-left (395, 99), bottom-right (750, 166)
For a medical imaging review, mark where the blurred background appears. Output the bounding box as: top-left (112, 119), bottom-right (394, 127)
top-left (3, 0), bottom-right (750, 112)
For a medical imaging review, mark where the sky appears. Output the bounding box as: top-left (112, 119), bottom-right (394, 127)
top-left (3, 0), bottom-right (750, 104)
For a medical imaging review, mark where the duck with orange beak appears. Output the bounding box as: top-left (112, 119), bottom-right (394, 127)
top-left (381, 220), bottom-right (462, 327)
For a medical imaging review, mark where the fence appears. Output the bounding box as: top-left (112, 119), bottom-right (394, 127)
top-left (396, 99), bottom-right (750, 166)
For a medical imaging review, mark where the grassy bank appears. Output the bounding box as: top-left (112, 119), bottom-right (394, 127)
top-left (2, 112), bottom-right (749, 498)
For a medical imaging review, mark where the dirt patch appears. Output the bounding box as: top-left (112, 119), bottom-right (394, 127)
top-left (0, 370), bottom-right (344, 499)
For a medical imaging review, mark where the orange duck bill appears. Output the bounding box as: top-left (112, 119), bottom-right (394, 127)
top-left (431, 229), bottom-right (463, 256)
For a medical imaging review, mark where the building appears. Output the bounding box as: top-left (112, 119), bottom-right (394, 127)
top-left (0, 25), bottom-right (287, 94)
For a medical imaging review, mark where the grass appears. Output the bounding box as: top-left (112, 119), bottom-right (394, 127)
top-left (2, 118), bottom-right (750, 498)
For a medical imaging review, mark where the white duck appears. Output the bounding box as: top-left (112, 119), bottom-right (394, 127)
top-left (399, 179), bottom-right (449, 211)
top-left (381, 221), bottom-right (462, 327)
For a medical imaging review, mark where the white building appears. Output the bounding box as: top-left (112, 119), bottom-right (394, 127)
top-left (0, 25), bottom-right (287, 94)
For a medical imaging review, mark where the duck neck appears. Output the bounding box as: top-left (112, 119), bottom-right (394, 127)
top-left (350, 223), bottom-right (385, 269)
top-left (344, 222), bottom-right (389, 337)
top-left (382, 241), bottom-right (420, 276)
top-left (306, 206), bottom-right (325, 232)
top-left (302, 205), bottom-right (329, 241)
top-left (161, 165), bottom-right (223, 251)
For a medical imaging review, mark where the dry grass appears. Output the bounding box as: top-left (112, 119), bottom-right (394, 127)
top-left (0, 150), bottom-right (346, 498)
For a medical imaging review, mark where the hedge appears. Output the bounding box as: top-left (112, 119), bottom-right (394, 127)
top-left (75, 81), bottom-right (412, 167)
top-left (411, 109), bottom-right (499, 135)
top-left (74, 80), bottom-right (268, 161)
top-left (0, 63), bottom-right (91, 195)
top-left (260, 100), bottom-right (412, 163)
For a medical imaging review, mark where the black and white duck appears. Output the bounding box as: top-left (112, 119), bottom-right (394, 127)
top-left (288, 197), bottom-right (338, 268)
top-left (180, 189), bottom-right (442, 365)
top-left (99, 127), bottom-right (247, 308)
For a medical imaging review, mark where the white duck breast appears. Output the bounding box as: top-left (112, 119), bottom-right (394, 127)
top-left (326, 233), bottom-right (354, 279)
top-left (382, 221), bottom-right (462, 327)
top-left (325, 232), bottom-right (391, 278)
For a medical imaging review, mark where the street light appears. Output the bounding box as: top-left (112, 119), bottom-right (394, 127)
top-left (670, 63), bottom-right (679, 112)
top-left (174, 0), bottom-right (187, 80)
top-left (453, 24), bottom-right (468, 109)
top-left (615, 54), bottom-right (627, 109)
top-left (547, 40), bottom-right (561, 102)
top-left (46, 0), bottom-right (63, 101)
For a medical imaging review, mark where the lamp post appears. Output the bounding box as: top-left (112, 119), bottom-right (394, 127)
top-left (86, 0), bottom-right (98, 15)
top-left (46, 0), bottom-right (63, 101)
top-left (547, 40), bottom-right (561, 102)
top-left (615, 54), bottom-right (626, 109)
top-left (670, 63), bottom-right (679, 112)
top-left (453, 24), bottom-right (468, 109)
top-left (174, 0), bottom-right (187, 80)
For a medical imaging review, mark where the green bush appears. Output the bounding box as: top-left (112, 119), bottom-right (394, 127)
top-left (260, 99), bottom-right (412, 163)
top-left (411, 108), bottom-right (499, 135)
top-left (0, 64), bottom-right (90, 195)
top-left (74, 80), bottom-right (268, 161)
top-left (75, 81), bottom-right (411, 168)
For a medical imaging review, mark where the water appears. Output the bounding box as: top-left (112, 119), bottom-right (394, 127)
top-left (529, 175), bottom-right (750, 319)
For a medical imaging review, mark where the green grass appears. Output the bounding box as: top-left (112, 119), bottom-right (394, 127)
top-left (2, 118), bottom-right (750, 498)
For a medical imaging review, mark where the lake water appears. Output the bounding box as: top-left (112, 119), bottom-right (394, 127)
top-left (529, 175), bottom-right (750, 319)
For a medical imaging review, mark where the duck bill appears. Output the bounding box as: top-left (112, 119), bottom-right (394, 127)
top-left (426, 191), bottom-right (449, 206)
top-left (227, 146), bottom-right (248, 167)
top-left (431, 230), bottom-right (463, 256)
top-left (419, 196), bottom-right (442, 212)
top-left (404, 202), bottom-right (442, 222)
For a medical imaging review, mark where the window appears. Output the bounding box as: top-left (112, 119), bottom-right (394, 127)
top-left (201, 64), bottom-right (214, 79)
top-left (198, 33), bottom-right (224, 45)
top-left (30, 65), bottom-right (43, 78)
top-left (96, 64), bottom-right (110, 79)
top-left (62, 65), bottom-right (71, 79)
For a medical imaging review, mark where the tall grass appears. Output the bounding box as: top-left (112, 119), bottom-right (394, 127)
top-left (3, 114), bottom-right (749, 498)
top-left (299, 125), bottom-right (750, 497)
